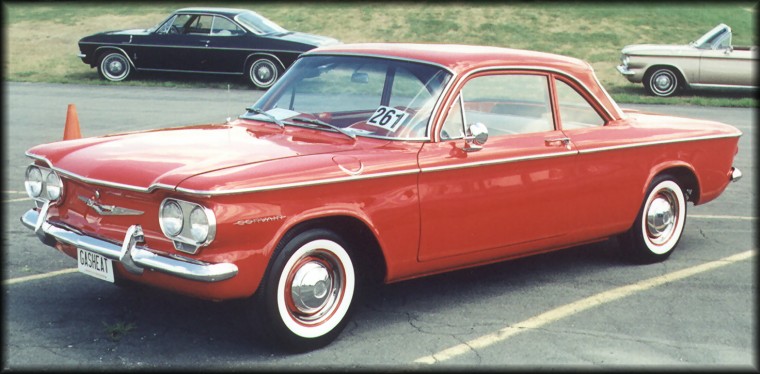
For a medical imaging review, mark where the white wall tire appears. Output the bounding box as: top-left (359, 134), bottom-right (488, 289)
top-left (620, 175), bottom-right (687, 264)
top-left (248, 229), bottom-right (356, 352)
top-left (97, 52), bottom-right (132, 82)
top-left (247, 58), bottom-right (280, 89)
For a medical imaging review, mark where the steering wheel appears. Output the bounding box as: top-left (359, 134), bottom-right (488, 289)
top-left (169, 25), bottom-right (180, 35)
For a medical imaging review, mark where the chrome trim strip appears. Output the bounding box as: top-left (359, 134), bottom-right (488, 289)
top-left (420, 150), bottom-right (577, 173)
top-left (27, 133), bottom-right (739, 196)
top-left (175, 168), bottom-right (420, 196)
top-left (689, 83), bottom-right (758, 89)
top-left (81, 41), bottom-right (302, 55)
top-left (576, 133), bottom-right (742, 154)
top-left (20, 209), bottom-right (238, 282)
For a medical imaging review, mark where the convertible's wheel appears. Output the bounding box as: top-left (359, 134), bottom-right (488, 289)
top-left (644, 67), bottom-right (681, 97)
top-left (247, 58), bottom-right (281, 89)
top-left (248, 229), bottom-right (356, 352)
top-left (620, 175), bottom-right (687, 264)
top-left (97, 52), bottom-right (132, 82)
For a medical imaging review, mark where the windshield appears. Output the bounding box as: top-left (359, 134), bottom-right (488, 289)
top-left (692, 24), bottom-right (731, 49)
top-left (234, 11), bottom-right (287, 35)
top-left (243, 55), bottom-right (452, 141)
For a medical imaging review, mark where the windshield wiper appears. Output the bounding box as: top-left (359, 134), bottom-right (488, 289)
top-left (291, 117), bottom-right (356, 140)
top-left (244, 106), bottom-right (284, 127)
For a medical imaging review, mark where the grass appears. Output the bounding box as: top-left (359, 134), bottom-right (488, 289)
top-left (3, 1), bottom-right (757, 107)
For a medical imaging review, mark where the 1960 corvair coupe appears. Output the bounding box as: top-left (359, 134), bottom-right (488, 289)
top-left (22, 43), bottom-right (742, 351)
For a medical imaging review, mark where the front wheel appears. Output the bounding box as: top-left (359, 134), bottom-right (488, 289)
top-left (619, 175), bottom-right (687, 264)
top-left (97, 52), bottom-right (132, 82)
top-left (247, 229), bottom-right (356, 352)
top-left (644, 67), bottom-right (681, 97)
top-left (246, 58), bottom-right (281, 89)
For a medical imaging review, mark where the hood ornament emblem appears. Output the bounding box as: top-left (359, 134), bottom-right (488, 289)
top-left (78, 192), bottom-right (144, 216)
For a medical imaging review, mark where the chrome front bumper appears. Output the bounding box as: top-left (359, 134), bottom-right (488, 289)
top-left (20, 205), bottom-right (238, 282)
top-left (616, 64), bottom-right (635, 76)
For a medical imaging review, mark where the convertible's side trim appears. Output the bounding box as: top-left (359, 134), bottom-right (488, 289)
top-left (20, 207), bottom-right (238, 282)
top-left (27, 131), bottom-right (740, 197)
top-left (689, 83), bottom-right (758, 89)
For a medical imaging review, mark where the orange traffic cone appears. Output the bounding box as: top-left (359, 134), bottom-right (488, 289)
top-left (63, 104), bottom-right (82, 140)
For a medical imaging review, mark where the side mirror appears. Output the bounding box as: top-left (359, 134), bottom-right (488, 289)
top-left (351, 72), bottom-right (369, 84)
top-left (464, 122), bottom-right (488, 152)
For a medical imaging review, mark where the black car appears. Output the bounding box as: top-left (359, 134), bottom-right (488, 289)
top-left (77, 7), bottom-right (340, 89)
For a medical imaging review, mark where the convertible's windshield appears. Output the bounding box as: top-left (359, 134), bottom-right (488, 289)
top-left (234, 11), bottom-right (287, 35)
top-left (243, 55), bottom-right (452, 140)
top-left (692, 24), bottom-right (731, 49)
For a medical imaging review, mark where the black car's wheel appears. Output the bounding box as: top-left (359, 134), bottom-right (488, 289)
top-left (247, 58), bottom-right (280, 89)
top-left (247, 229), bottom-right (356, 352)
top-left (97, 52), bottom-right (132, 82)
top-left (620, 175), bottom-right (687, 264)
top-left (644, 67), bottom-right (681, 97)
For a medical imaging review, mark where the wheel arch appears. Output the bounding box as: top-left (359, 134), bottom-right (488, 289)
top-left (94, 46), bottom-right (136, 68)
top-left (268, 214), bottom-right (388, 288)
top-left (644, 64), bottom-right (691, 87)
top-left (244, 53), bottom-right (287, 71)
top-left (645, 163), bottom-right (701, 204)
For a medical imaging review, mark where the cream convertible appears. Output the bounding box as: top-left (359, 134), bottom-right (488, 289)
top-left (617, 24), bottom-right (757, 97)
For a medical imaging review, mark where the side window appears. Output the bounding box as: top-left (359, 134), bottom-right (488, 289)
top-left (555, 79), bottom-right (605, 130)
top-left (211, 17), bottom-right (244, 36)
top-left (458, 74), bottom-right (554, 137)
top-left (187, 15), bottom-right (213, 35)
top-left (158, 14), bottom-right (193, 34)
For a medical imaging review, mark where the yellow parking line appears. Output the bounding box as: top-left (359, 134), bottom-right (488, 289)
top-left (414, 249), bottom-right (756, 364)
top-left (690, 214), bottom-right (756, 220)
top-left (4, 197), bottom-right (31, 203)
top-left (3, 268), bottom-right (78, 285)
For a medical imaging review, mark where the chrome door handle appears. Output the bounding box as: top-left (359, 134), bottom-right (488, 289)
top-left (545, 137), bottom-right (570, 147)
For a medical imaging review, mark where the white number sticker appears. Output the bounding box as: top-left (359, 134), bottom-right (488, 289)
top-left (366, 106), bottom-right (410, 131)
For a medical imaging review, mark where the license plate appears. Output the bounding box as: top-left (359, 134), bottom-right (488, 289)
top-left (77, 248), bottom-right (115, 283)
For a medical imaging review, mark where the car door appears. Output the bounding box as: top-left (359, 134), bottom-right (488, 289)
top-left (202, 15), bottom-right (250, 73)
top-left (698, 29), bottom-right (753, 86)
top-left (417, 71), bottom-right (579, 262)
top-left (134, 13), bottom-right (212, 72)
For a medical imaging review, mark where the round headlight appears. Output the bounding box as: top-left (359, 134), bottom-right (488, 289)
top-left (25, 166), bottom-right (43, 198)
top-left (189, 206), bottom-right (209, 243)
top-left (161, 200), bottom-right (183, 237)
top-left (45, 172), bottom-right (63, 200)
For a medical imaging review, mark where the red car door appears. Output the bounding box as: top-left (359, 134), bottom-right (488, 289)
top-left (417, 72), bottom-right (579, 262)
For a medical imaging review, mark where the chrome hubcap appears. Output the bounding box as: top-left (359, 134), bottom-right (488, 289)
top-left (287, 255), bottom-right (341, 323)
top-left (256, 65), bottom-right (272, 81)
top-left (108, 59), bottom-right (123, 73)
top-left (646, 193), bottom-right (676, 244)
top-left (655, 74), bottom-right (672, 90)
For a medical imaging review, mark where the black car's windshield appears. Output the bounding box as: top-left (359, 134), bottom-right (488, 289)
top-left (234, 11), bottom-right (287, 35)
top-left (242, 55), bottom-right (452, 141)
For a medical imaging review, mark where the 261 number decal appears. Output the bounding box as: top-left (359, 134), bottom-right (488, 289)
top-left (367, 106), bottom-right (410, 131)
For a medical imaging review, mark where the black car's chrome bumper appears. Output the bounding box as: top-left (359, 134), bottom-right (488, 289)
top-left (20, 205), bottom-right (238, 282)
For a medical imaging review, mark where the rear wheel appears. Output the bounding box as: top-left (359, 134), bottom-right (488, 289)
top-left (246, 58), bottom-right (281, 89)
top-left (620, 175), bottom-right (687, 264)
top-left (247, 229), bottom-right (356, 352)
top-left (97, 52), bottom-right (132, 82)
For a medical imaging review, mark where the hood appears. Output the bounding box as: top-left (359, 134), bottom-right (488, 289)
top-left (27, 121), bottom-right (359, 192)
top-left (621, 44), bottom-right (696, 56)
top-left (274, 31), bottom-right (341, 47)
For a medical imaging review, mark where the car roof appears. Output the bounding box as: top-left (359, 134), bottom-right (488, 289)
top-left (174, 7), bottom-right (252, 18)
top-left (306, 43), bottom-right (593, 76)
top-left (306, 43), bottom-right (624, 120)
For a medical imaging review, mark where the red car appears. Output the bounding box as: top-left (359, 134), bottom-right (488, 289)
top-left (21, 43), bottom-right (742, 352)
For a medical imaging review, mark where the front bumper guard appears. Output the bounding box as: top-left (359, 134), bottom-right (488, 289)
top-left (20, 205), bottom-right (238, 283)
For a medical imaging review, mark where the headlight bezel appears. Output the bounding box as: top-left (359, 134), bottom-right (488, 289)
top-left (25, 165), bottom-right (64, 204)
top-left (159, 198), bottom-right (216, 254)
